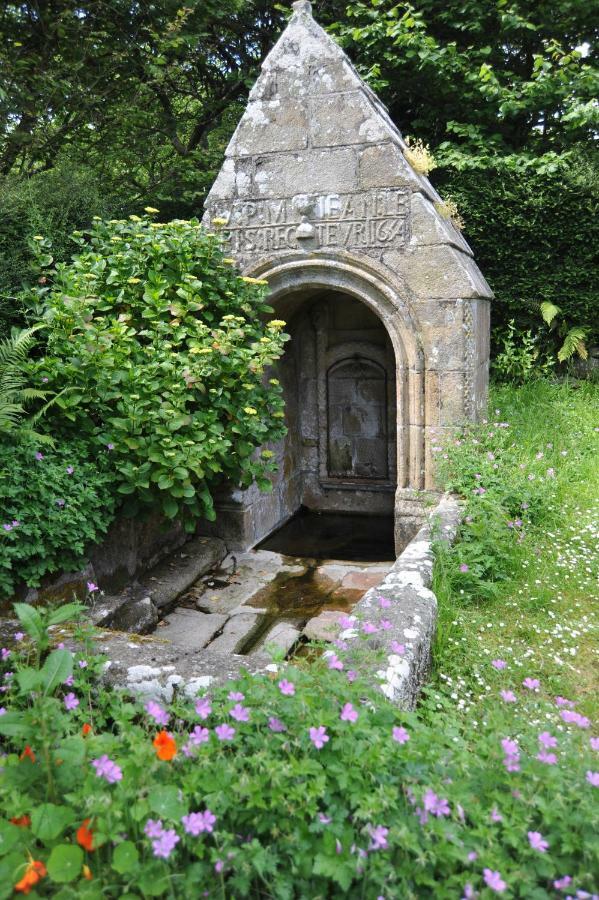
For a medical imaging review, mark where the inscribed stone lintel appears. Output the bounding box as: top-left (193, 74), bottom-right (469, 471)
top-left (206, 188), bottom-right (411, 255)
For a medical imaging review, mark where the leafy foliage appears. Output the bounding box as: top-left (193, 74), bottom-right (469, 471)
top-left (0, 438), bottom-right (116, 598)
top-left (31, 216), bottom-right (288, 525)
top-left (0, 325), bottom-right (48, 438)
top-left (0, 601), bottom-right (597, 897)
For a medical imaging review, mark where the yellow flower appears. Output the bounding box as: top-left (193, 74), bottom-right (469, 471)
top-left (221, 315), bottom-right (236, 321)
top-left (127, 277), bottom-right (141, 284)
top-left (259, 337), bottom-right (270, 343)
top-left (110, 237), bottom-right (122, 242)
top-left (92, 216), bottom-right (102, 221)
top-left (212, 217), bottom-right (229, 227)
top-left (261, 450), bottom-right (274, 459)
top-left (269, 378), bottom-right (280, 385)
top-left (267, 319), bottom-right (286, 329)
top-left (222, 258), bottom-right (236, 265)
top-left (129, 215), bottom-right (141, 222)
top-left (32, 235), bottom-right (44, 241)
top-left (197, 348), bottom-right (212, 354)
top-left (144, 206), bottom-right (159, 214)
top-left (150, 222), bottom-right (164, 228)
top-left (244, 407), bottom-right (258, 415)
top-left (272, 411), bottom-right (285, 418)
top-left (241, 276), bottom-right (268, 285)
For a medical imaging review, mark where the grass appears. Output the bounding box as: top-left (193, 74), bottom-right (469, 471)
top-left (429, 378), bottom-right (598, 721)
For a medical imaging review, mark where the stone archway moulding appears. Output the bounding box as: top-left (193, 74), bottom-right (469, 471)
top-left (248, 252), bottom-right (425, 493)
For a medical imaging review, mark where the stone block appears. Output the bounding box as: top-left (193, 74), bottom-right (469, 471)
top-left (311, 92), bottom-right (388, 147)
top-left (228, 100), bottom-right (309, 156)
top-left (382, 245), bottom-right (494, 300)
top-left (358, 142), bottom-right (422, 191)
top-left (410, 192), bottom-right (473, 255)
top-left (253, 149), bottom-right (358, 197)
top-left (143, 538), bottom-right (227, 611)
top-left (413, 300), bottom-right (465, 371)
top-left (207, 612), bottom-right (261, 655)
top-left (303, 610), bottom-right (345, 642)
top-left (110, 596), bottom-right (159, 635)
top-left (159, 608), bottom-right (227, 651)
top-left (310, 60), bottom-right (357, 95)
top-left (259, 622), bottom-right (301, 655)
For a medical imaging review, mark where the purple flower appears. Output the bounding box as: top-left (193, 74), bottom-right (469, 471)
top-left (152, 829), bottom-right (179, 859)
top-left (78, 659), bottom-right (87, 668)
top-left (555, 696), bottom-right (575, 708)
top-left (228, 691), bottom-right (244, 701)
top-left (268, 717), bottom-right (286, 733)
top-left (462, 883), bottom-right (476, 899)
top-left (528, 831), bottom-right (549, 852)
top-left (64, 692), bottom-right (79, 711)
top-left (459, 564), bottom-right (469, 573)
top-left (586, 771), bottom-right (599, 787)
top-left (91, 755), bottom-right (122, 783)
top-left (229, 703), bottom-right (250, 722)
top-left (35, 452), bottom-right (44, 461)
top-left (309, 726), bottom-right (329, 749)
top-left (189, 726), bottom-right (209, 746)
top-left (144, 819), bottom-right (164, 839)
top-left (423, 789), bottom-right (450, 818)
top-left (1, 648), bottom-right (10, 661)
top-left (215, 859), bottom-right (224, 873)
top-left (590, 737), bottom-right (599, 751)
top-left (377, 619), bottom-right (391, 631)
top-left (195, 697), bottom-right (211, 719)
top-left (278, 679), bottom-right (295, 696)
top-left (86, 582), bottom-right (99, 593)
top-left (483, 869), bottom-right (507, 893)
top-left (538, 731), bottom-right (557, 749)
top-left (554, 876), bottom-right (572, 891)
top-left (500, 690), bottom-right (517, 703)
top-left (2, 524), bottom-right (12, 532)
top-left (467, 852), bottom-right (478, 862)
top-left (392, 726), bottom-right (409, 745)
top-left (0, 707), bottom-right (6, 716)
top-left (318, 813), bottom-right (332, 824)
top-left (523, 677), bottom-right (540, 691)
top-left (63, 674), bottom-right (74, 687)
top-left (347, 670), bottom-right (357, 682)
top-left (492, 659), bottom-right (507, 670)
top-left (106, 443), bottom-right (115, 451)
top-left (390, 641), bottom-right (405, 655)
top-left (340, 703), bottom-right (358, 723)
top-left (536, 750), bottom-right (557, 765)
top-left (490, 807), bottom-right (503, 822)
top-left (66, 465), bottom-right (74, 474)
top-left (501, 737), bottom-right (520, 772)
top-left (14, 632), bottom-right (24, 642)
top-left (145, 700), bottom-right (170, 727)
top-left (56, 499), bottom-right (66, 508)
top-left (215, 723), bottom-right (235, 741)
top-left (327, 653), bottom-right (343, 670)
top-left (501, 738), bottom-right (518, 756)
top-left (561, 710), bottom-right (591, 729)
top-left (379, 596), bottom-right (391, 608)
top-left (182, 809), bottom-right (216, 835)
top-left (362, 622), bottom-right (378, 634)
top-left (368, 825), bottom-right (389, 851)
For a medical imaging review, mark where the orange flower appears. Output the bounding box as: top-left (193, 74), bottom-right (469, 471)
top-left (82, 864), bottom-right (93, 881)
top-left (153, 730), bottom-right (177, 761)
top-left (14, 860), bottom-right (47, 894)
top-left (82, 723), bottom-right (92, 737)
top-left (19, 746), bottom-right (36, 763)
top-left (10, 815), bottom-right (31, 827)
top-left (76, 818), bottom-right (95, 852)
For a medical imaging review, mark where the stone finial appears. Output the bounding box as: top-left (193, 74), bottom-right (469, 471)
top-left (292, 1), bottom-right (313, 14)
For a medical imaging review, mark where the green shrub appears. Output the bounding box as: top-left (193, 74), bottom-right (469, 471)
top-left (29, 215), bottom-right (288, 526)
top-left (0, 438), bottom-right (116, 598)
top-left (0, 602), bottom-right (596, 898)
top-left (435, 155), bottom-right (599, 353)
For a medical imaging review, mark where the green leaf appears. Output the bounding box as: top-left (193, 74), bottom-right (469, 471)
top-left (31, 804), bottom-right (76, 842)
top-left (13, 603), bottom-right (44, 641)
top-left (112, 841), bottom-right (139, 875)
top-left (540, 300), bottom-right (560, 325)
top-left (0, 852), bottom-right (23, 900)
top-left (47, 845), bottom-right (84, 883)
top-left (162, 497), bottom-right (179, 519)
top-left (148, 785), bottom-right (186, 821)
top-left (40, 649), bottom-right (73, 695)
top-left (16, 667), bottom-right (43, 693)
top-left (0, 821), bottom-right (21, 857)
top-left (0, 711), bottom-right (29, 738)
top-left (47, 603), bottom-right (84, 626)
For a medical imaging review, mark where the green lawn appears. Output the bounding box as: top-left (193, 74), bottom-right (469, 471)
top-left (430, 378), bottom-right (598, 721)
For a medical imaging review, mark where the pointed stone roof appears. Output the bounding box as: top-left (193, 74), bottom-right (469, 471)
top-left (204, 1), bottom-right (493, 302)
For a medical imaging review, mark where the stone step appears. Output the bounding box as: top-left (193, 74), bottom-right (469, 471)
top-left (158, 608), bottom-right (228, 651)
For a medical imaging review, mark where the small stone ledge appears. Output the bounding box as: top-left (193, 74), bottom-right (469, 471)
top-left (348, 493), bottom-right (461, 708)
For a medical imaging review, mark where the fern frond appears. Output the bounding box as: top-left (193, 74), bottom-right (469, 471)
top-left (557, 327), bottom-right (588, 362)
top-left (540, 301), bottom-right (561, 326)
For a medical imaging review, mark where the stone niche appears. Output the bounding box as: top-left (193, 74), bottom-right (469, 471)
top-left (200, 0), bottom-right (492, 553)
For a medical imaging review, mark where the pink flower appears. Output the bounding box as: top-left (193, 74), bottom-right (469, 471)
top-left (145, 700), bottom-right (169, 727)
top-left (14, 632), bottom-right (24, 641)
top-left (467, 852), bottom-right (478, 862)
top-left (561, 710), bottom-right (590, 728)
top-left (536, 750), bottom-right (557, 765)
top-left (63, 692), bottom-right (79, 711)
top-left (318, 813), bottom-right (332, 824)
top-left (390, 641), bottom-right (405, 655)
top-left (554, 876), bottom-right (572, 891)
top-left (182, 810), bottom-right (216, 835)
top-left (229, 703), bottom-right (250, 722)
top-left (309, 726), bottom-right (329, 749)
top-left (423, 789), bottom-right (450, 818)
top-left (500, 690), bottom-right (517, 703)
top-left (586, 771), bottom-right (599, 787)
top-left (555, 696), bottom-right (575, 708)
top-left (590, 737), bottom-right (599, 751)
top-left (66, 465), bottom-right (74, 474)
top-left (347, 670), bottom-right (357, 683)
top-left (538, 731), bottom-right (557, 749)
top-left (492, 659), bottom-right (507, 670)
top-left (379, 596), bottom-right (391, 608)
top-left (278, 679), bottom-right (295, 696)
top-left (528, 831), bottom-right (549, 852)
top-left (483, 868), bottom-right (507, 893)
top-left (268, 717), bottom-right (286, 733)
top-left (195, 697), bottom-right (211, 719)
top-left (215, 860), bottom-right (224, 873)
top-left (490, 807), bottom-right (503, 822)
top-left (327, 653), bottom-right (343, 671)
top-left (379, 619), bottom-right (393, 630)
top-left (215, 724), bottom-right (235, 741)
top-left (362, 622), bottom-right (378, 634)
top-left (35, 452), bottom-right (44, 461)
top-left (228, 691), bottom-right (244, 701)
top-left (340, 703), bottom-right (358, 723)
top-left (144, 819), bottom-right (164, 839)
top-left (338, 616), bottom-right (355, 629)
top-left (86, 582), bottom-right (99, 593)
top-left (152, 829), bottom-right (179, 859)
top-left (459, 564), bottom-right (469, 573)
top-left (523, 677), bottom-right (540, 691)
top-left (368, 825), bottom-right (389, 851)
top-left (189, 726), bottom-right (209, 745)
top-left (91, 755), bottom-right (122, 783)
top-left (63, 674), bottom-right (74, 687)
top-left (392, 726), bottom-right (409, 745)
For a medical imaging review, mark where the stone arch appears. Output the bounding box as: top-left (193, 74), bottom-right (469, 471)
top-left (247, 251), bottom-right (425, 492)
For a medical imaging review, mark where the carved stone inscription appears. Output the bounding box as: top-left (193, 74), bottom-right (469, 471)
top-left (209, 189), bottom-right (410, 254)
